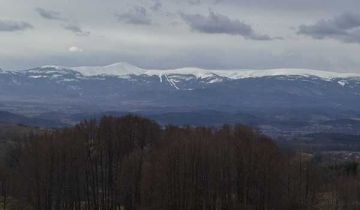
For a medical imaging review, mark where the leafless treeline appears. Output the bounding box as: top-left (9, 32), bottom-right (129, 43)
top-left (0, 115), bottom-right (359, 210)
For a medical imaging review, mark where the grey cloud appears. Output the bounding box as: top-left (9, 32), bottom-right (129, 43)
top-left (64, 24), bottom-right (90, 36)
top-left (35, 8), bottom-right (90, 36)
top-left (0, 19), bottom-right (33, 32)
top-left (213, 0), bottom-right (360, 13)
top-left (116, 6), bottom-right (151, 25)
top-left (188, 0), bottom-right (202, 5)
top-left (298, 13), bottom-right (360, 43)
top-left (35, 8), bottom-right (64, 21)
top-left (151, 1), bottom-right (162, 11)
top-left (181, 11), bottom-right (275, 40)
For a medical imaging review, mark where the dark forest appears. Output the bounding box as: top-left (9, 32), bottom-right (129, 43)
top-left (0, 115), bottom-right (359, 210)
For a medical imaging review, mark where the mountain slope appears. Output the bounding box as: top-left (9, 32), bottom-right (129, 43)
top-left (1, 63), bottom-right (360, 138)
top-left (9, 62), bottom-right (360, 81)
top-left (0, 62), bottom-right (359, 116)
top-left (56, 62), bottom-right (360, 80)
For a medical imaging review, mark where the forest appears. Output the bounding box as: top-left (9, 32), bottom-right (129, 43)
top-left (0, 115), bottom-right (359, 210)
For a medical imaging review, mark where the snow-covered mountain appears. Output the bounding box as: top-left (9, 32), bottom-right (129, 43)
top-left (1, 62), bottom-right (360, 137)
top-left (0, 62), bottom-right (360, 114)
top-left (3, 62), bottom-right (359, 91)
top-left (27, 62), bottom-right (360, 81)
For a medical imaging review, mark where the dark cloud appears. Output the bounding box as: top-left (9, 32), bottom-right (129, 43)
top-left (181, 11), bottom-right (276, 40)
top-left (0, 19), bottom-right (33, 32)
top-left (298, 13), bottom-right (360, 43)
top-left (64, 24), bottom-right (90, 36)
top-left (35, 8), bottom-right (90, 36)
top-left (150, 1), bottom-right (162, 11)
top-left (35, 8), bottom-right (64, 21)
top-left (116, 6), bottom-right (151, 25)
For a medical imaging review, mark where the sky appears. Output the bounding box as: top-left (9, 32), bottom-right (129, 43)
top-left (1, 0), bottom-right (360, 72)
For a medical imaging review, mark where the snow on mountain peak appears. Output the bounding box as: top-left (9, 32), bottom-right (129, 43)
top-left (69, 63), bottom-right (360, 80)
top-left (210, 68), bottom-right (360, 80)
top-left (11, 63), bottom-right (360, 81)
top-left (72, 62), bottom-right (146, 77)
top-left (40, 65), bottom-right (68, 70)
top-left (145, 67), bottom-right (218, 79)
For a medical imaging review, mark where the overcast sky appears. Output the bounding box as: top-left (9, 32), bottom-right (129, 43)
top-left (1, 0), bottom-right (360, 72)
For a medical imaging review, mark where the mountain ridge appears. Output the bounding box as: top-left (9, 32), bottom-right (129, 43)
top-left (0, 62), bottom-right (359, 118)
top-left (1, 63), bottom-right (360, 138)
top-left (5, 62), bottom-right (360, 82)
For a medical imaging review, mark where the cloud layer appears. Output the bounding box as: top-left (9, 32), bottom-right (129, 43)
top-left (35, 8), bottom-right (64, 21)
top-left (0, 19), bottom-right (33, 32)
top-left (116, 6), bottom-right (152, 25)
top-left (181, 11), bottom-right (274, 40)
top-left (35, 7), bottom-right (89, 36)
top-left (298, 13), bottom-right (360, 43)
top-left (64, 24), bottom-right (90, 36)
top-left (1, 0), bottom-right (360, 72)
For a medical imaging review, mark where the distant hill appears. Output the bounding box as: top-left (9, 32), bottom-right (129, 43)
top-left (0, 111), bottom-right (64, 128)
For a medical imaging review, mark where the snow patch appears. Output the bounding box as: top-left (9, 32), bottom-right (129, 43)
top-left (73, 62), bottom-right (146, 77)
top-left (6, 63), bottom-right (360, 85)
top-left (69, 63), bottom-right (360, 81)
top-left (338, 80), bottom-right (348, 87)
